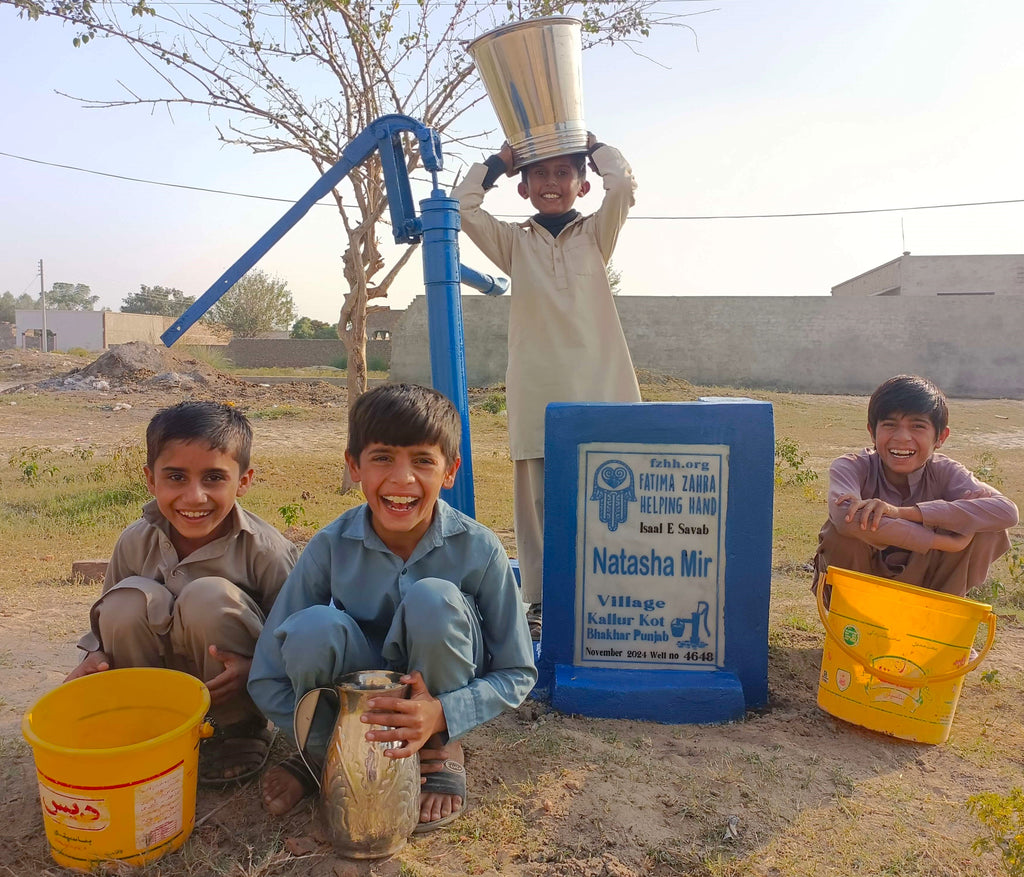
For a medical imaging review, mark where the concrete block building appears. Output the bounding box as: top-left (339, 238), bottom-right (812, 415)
top-left (831, 253), bottom-right (1024, 298)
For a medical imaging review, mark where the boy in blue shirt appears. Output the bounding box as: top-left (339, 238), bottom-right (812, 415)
top-left (248, 383), bottom-right (536, 830)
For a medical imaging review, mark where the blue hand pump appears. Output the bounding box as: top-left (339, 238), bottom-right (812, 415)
top-left (161, 115), bottom-right (507, 516)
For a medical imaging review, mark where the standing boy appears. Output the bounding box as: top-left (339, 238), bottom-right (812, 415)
top-left (813, 374), bottom-right (1018, 598)
top-left (452, 135), bottom-right (641, 637)
top-left (248, 383), bottom-right (536, 830)
top-left (68, 401), bottom-right (299, 783)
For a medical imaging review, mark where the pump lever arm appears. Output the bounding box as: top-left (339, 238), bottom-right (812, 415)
top-left (161, 115), bottom-right (441, 347)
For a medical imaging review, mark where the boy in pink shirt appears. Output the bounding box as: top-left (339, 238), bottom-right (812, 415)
top-left (813, 374), bottom-right (1017, 598)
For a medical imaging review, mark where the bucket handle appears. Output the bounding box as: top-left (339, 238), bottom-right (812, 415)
top-left (816, 571), bottom-right (997, 686)
top-left (293, 686), bottom-right (338, 791)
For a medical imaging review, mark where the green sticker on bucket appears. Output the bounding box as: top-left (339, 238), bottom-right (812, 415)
top-left (843, 625), bottom-right (859, 646)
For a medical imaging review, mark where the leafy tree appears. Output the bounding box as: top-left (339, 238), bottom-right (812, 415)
top-left (3, 291), bottom-right (40, 320)
top-left (607, 262), bottom-right (623, 296)
top-left (46, 282), bottom-right (98, 310)
top-left (0, 292), bottom-right (15, 322)
top-left (291, 317), bottom-right (339, 340)
top-left (5, 0), bottom-right (688, 389)
top-left (7, 288), bottom-right (39, 313)
top-left (121, 284), bottom-right (196, 317)
top-left (208, 269), bottom-right (296, 338)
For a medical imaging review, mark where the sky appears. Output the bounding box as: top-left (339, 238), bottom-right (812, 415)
top-left (1, 1), bottom-right (1023, 324)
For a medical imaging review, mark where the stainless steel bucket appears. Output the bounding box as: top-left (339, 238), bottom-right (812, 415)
top-left (467, 16), bottom-right (587, 170)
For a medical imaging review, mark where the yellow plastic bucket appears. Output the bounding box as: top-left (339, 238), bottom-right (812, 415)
top-left (816, 566), bottom-right (995, 744)
top-left (22, 668), bottom-right (212, 872)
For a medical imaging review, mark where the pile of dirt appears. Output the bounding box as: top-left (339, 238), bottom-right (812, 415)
top-left (4, 342), bottom-right (349, 406)
top-left (0, 348), bottom-right (82, 386)
top-left (69, 341), bottom-right (251, 392)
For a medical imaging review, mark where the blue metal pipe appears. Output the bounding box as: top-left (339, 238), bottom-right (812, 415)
top-left (459, 266), bottom-right (509, 296)
top-left (420, 188), bottom-right (475, 516)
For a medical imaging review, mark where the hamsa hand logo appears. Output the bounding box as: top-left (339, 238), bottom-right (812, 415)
top-left (590, 460), bottom-right (636, 532)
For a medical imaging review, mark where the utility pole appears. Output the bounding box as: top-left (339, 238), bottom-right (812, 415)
top-left (39, 259), bottom-right (48, 353)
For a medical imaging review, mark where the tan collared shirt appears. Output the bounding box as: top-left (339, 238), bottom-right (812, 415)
top-left (78, 499), bottom-right (299, 652)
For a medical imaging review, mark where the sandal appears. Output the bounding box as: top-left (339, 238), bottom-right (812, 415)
top-left (526, 603), bottom-right (542, 642)
top-left (198, 717), bottom-right (275, 787)
top-left (412, 756), bottom-right (467, 834)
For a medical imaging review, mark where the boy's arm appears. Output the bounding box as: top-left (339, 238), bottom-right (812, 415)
top-left (249, 532), bottom-right (302, 617)
top-left (433, 544), bottom-right (537, 741)
top-left (589, 142), bottom-right (637, 263)
top-left (916, 458), bottom-right (1019, 535)
top-left (247, 535), bottom-right (332, 738)
top-left (827, 455), bottom-right (940, 553)
top-left (450, 160), bottom-right (516, 274)
top-left (828, 454), bottom-right (1018, 553)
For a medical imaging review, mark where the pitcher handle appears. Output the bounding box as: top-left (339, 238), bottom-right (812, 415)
top-left (293, 686), bottom-right (339, 791)
top-left (817, 570), bottom-right (997, 686)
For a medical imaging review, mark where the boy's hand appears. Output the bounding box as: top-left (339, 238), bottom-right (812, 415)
top-left (586, 131), bottom-right (599, 173)
top-left (844, 496), bottom-right (898, 530)
top-left (836, 494), bottom-right (916, 530)
top-left (498, 142), bottom-right (516, 177)
top-left (206, 644), bottom-right (252, 706)
top-left (361, 670), bottom-right (446, 759)
top-left (64, 649), bottom-right (110, 683)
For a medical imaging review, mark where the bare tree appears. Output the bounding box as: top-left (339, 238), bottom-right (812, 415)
top-left (7, 0), bottom-right (697, 425)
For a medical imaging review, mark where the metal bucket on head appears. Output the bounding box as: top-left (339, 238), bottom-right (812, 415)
top-left (467, 16), bottom-right (587, 170)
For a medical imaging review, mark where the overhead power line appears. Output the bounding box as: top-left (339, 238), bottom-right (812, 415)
top-left (2, 149), bottom-right (1023, 220)
top-left (1, 150), bottom-right (304, 206)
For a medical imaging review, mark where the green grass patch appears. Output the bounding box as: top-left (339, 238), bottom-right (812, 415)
top-left (3, 484), bottom-right (149, 533)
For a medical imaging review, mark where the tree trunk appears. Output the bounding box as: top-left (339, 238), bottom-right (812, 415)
top-left (338, 242), bottom-right (370, 492)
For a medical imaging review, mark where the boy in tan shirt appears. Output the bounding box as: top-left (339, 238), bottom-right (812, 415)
top-left (68, 400), bottom-right (299, 783)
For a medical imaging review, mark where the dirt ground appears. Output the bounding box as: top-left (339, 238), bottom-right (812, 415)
top-left (1, 345), bottom-right (1022, 877)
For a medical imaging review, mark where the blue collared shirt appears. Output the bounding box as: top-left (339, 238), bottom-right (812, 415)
top-left (248, 499), bottom-right (536, 740)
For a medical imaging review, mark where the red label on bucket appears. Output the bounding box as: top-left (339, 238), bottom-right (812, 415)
top-left (38, 782), bottom-right (111, 832)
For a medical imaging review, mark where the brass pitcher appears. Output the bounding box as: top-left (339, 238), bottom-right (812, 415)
top-left (294, 670), bottom-right (420, 859)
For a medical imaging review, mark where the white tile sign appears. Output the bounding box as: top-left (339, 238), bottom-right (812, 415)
top-left (575, 443), bottom-right (728, 670)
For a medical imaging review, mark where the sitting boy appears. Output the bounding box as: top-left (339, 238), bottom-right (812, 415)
top-left (813, 374), bottom-right (1018, 598)
top-left (248, 383), bottom-right (536, 831)
top-left (67, 400), bottom-right (299, 783)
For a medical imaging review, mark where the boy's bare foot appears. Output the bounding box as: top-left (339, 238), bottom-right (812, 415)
top-left (262, 754), bottom-right (317, 816)
top-left (415, 738), bottom-right (466, 833)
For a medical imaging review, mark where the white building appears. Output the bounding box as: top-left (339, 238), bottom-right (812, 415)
top-left (831, 253), bottom-right (1024, 297)
top-left (14, 310), bottom-right (227, 351)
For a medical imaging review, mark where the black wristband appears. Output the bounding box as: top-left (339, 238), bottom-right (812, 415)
top-left (482, 154), bottom-right (508, 189)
